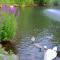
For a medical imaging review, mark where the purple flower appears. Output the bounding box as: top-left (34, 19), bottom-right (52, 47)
top-left (2, 5), bottom-right (17, 14)
top-left (2, 5), bottom-right (8, 11)
top-left (10, 6), bottom-right (16, 13)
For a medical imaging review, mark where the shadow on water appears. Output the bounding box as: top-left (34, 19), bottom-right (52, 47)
top-left (15, 7), bottom-right (60, 60)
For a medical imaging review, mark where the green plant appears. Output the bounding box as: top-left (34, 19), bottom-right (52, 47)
top-left (0, 0), bottom-right (15, 3)
top-left (0, 13), bottom-right (17, 41)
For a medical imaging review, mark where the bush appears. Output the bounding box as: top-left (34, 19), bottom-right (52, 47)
top-left (0, 13), bottom-right (17, 41)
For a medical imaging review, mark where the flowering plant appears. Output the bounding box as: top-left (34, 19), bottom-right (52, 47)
top-left (0, 6), bottom-right (17, 41)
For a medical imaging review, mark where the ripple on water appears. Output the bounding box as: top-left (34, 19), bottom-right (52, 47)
top-left (17, 34), bottom-right (60, 60)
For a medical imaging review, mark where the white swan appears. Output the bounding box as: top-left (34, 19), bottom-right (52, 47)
top-left (44, 46), bottom-right (57, 60)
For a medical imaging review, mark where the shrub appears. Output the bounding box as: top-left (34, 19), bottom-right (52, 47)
top-left (0, 13), bottom-right (17, 41)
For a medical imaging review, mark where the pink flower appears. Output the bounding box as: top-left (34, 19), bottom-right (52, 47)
top-left (10, 6), bottom-right (16, 13)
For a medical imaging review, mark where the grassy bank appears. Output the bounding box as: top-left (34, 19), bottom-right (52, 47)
top-left (0, 0), bottom-right (57, 7)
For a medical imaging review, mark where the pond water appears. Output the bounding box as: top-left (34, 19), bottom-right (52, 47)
top-left (16, 7), bottom-right (60, 60)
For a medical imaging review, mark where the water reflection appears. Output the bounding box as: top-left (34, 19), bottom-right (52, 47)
top-left (43, 9), bottom-right (60, 22)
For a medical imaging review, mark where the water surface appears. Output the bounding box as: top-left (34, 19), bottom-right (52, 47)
top-left (15, 7), bottom-right (60, 60)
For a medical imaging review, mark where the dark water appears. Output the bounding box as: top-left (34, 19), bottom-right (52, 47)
top-left (15, 7), bottom-right (60, 60)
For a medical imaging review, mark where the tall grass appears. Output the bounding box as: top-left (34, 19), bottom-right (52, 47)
top-left (0, 13), bottom-right (17, 41)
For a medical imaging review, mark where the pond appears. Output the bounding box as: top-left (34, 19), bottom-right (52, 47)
top-left (16, 7), bottom-right (60, 60)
